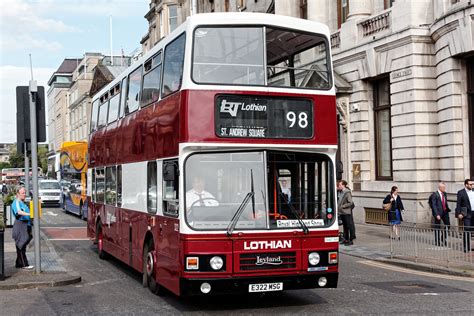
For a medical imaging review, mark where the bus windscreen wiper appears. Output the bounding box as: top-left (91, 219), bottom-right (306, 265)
top-left (227, 170), bottom-right (255, 237)
top-left (279, 192), bottom-right (309, 234)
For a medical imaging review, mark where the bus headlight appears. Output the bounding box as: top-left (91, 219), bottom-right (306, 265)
top-left (308, 252), bottom-right (320, 266)
top-left (209, 256), bottom-right (224, 270)
top-left (318, 276), bottom-right (328, 287)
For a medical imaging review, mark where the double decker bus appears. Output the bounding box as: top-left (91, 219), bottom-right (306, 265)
top-left (87, 13), bottom-right (338, 296)
top-left (60, 141), bottom-right (88, 219)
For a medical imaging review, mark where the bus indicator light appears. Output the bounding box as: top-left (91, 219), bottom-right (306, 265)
top-left (186, 257), bottom-right (199, 270)
top-left (329, 252), bottom-right (338, 264)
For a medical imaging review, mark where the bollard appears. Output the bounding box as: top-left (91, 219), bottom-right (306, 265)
top-left (29, 199), bottom-right (42, 219)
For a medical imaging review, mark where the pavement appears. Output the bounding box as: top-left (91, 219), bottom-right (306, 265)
top-left (1, 218), bottom-right (474, 291)
top-left (0, 226), bottom-right (82, 290)
top-left (339, 222), bottom-right (474, 278)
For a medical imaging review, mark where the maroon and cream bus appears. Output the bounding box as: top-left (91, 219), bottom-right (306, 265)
top-left (87, 12), bottom-right (339, 296)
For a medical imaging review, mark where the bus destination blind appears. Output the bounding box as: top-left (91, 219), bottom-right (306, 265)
top-left (215, 95), bottom-right (313, 139)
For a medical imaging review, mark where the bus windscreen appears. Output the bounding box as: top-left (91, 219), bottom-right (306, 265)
top-left (192, 26), bottom-right (330, 89)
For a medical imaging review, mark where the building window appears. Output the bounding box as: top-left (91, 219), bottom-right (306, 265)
top-left (373, 76), bottom-right (392, 180)
top-left (168, 5), bottom-right (177, 33)
top-left (337, 0), bottom-right (349, 28)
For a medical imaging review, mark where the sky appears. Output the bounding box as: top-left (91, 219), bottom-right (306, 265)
top-left (0, 0), bottom-right (149, 143)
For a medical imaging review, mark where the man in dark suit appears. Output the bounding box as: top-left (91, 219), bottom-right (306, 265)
top-left (429, 182), bottom-right (450, 246)
top-left (456, 178), bottom-right (474, 252)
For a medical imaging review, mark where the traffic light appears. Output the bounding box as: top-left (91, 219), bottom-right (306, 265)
top-left (16, 86), bottom-right (46, 153)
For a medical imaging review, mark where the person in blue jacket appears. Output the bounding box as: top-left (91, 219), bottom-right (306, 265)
top-left (11, 187), bottom-right (34, 269)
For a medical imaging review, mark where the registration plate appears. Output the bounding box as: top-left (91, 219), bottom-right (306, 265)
top-left (248, 282), bottom-right (283, 293)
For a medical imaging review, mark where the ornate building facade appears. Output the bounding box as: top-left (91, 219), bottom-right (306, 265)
top-left (140, 0), bottom-right (474, 223)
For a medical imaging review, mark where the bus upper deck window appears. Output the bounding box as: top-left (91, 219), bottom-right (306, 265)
top-left (162, 34), bottom-right (185, 98)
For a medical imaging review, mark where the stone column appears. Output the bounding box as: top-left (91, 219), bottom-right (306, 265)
top-left (307, 0), bottom-right (328, 25)
top-left (347, 0), bottom-right (371, 21)
top-left (275, 0), bottom-right (300, 18)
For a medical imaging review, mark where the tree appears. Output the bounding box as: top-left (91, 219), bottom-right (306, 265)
top-left (8, 146), bottom-right (24, 168)
top-left (0, 161), bottom-right (9, 170)
top-left (38, 144), bottom-right (49, 174)
top-left (7, 143), bottom-right (49, 173)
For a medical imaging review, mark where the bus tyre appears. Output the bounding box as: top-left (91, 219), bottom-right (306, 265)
top-left (79, 201), bottom-right (84, 220)
top-left (143, 241), bottom-right (165, 296)
top-left (97, 223), bottom-right (107, 260)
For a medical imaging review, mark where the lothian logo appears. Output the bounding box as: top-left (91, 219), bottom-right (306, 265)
top-left (256, 255), bottom-right (283, 266)
top-left (220, 99), bottom-right (267, 117)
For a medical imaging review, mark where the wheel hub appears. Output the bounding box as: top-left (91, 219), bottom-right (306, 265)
top-left (146, 252), bottom-right (154, 277)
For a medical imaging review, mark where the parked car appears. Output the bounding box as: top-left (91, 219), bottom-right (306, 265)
top-left (38, 179), bottom-right (61, 207)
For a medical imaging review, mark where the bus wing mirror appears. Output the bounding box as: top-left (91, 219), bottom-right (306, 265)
top-left (163, 164), bottom-right (176, 182)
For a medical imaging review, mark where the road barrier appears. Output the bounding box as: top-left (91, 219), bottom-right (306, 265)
top-left (391, 223), bottom-right (474, 267)
top-left (365, 208), bottom-right (389, 225)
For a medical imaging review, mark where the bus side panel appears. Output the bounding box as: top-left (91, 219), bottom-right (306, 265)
top-left (156, 216), bottom-right (181, 295)
top-left (87, 197), bottom-right (96, 239)
top-left (128, 211), bottom-right (141, 271)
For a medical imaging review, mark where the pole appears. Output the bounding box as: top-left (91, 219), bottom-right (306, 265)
top-left (110, 15), bottom-right (113, 66)
top-left (28, 54), bottom-right (41, 274)
top-left (24, 144), bottom-right (29, 197)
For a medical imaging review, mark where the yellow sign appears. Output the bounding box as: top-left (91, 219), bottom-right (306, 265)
top-left (29, 200), bottom-right (42, 218)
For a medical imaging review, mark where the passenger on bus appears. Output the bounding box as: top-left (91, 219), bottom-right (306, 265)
top-left (280, 179), bottom-right (291, 202)
top-left (186, 176), bottom-right (219, 208)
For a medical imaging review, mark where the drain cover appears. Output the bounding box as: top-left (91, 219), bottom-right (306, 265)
top-left (363, 280), bottom-right (467, 294)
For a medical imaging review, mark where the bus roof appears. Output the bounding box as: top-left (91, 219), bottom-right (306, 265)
top-left (92, 13), bottom-right (331, 102)
top-left (60, 141), bottom-right (87, 151)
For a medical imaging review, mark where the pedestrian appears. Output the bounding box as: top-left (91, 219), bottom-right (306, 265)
top-left (429, 182), bottom-right (451, 246)
top-left (337, 180), bottom-right (355, 246)
top-left (1, 180), bottom-right (8, 196)
top-left (11, 187), bottom-right (34, 269)
top-left (455, 178), bottom-right (474, 253)
top-left (383, 186), bottom-right (404, 240)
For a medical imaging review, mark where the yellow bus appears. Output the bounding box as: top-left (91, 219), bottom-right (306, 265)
top-left (60, 141), bottom-right (88, 219)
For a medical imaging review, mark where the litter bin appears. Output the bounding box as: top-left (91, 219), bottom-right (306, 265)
top-left (0, 217), bottom-right (4, 281)
top-left (4, 204), bottom-right (14, 227)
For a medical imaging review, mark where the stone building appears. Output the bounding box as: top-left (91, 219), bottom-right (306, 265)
top-left (140, 0), bottom-right (474, 223)
top-left (141, 0), bottom-right (271, 53)
top-left (295, 0), bottom-right (474, 224)
top-left (47, 59), bottom-right (81, 153)
top-left (68, 53), bottom-right (103, 142)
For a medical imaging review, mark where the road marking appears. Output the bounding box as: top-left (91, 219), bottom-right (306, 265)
top-left (358, 260), bottom-right (474, 283)
top-left (46, 211), bottom-right (58, 216)
top-left (41, 226), bottom-right (87, 229)
top-left (48, 238), bottom-right (90, 241)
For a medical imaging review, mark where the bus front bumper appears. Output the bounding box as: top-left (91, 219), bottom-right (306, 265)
top-left (180, 272), bottom-right (338, 296)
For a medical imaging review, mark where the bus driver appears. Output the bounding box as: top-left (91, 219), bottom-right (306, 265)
top-left (186, 176), bottom-right (219, 208)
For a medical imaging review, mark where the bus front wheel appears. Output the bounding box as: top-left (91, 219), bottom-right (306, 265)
top-left (143, 241), bottom-right (165, 296)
